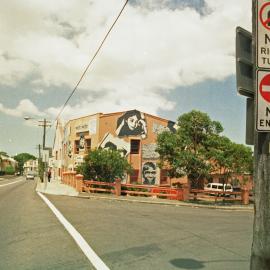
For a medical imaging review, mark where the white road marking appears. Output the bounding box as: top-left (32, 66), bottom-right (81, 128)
top-left (37, 192), bottom-right (110, 270)
top-left (0, 179), bottom-right (24, 187)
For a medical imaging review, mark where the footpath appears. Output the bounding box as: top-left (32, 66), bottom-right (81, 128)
top-left (36, 178), bottom-right (254, 211)
top-left (36, 178), bottom-right (79, 196)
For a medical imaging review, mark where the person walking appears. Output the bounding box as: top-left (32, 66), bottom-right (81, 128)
top-left (48, 169), bottom-right (51, 183)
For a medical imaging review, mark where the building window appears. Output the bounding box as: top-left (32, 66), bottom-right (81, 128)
top-left (74, 140), bottom-right (80, 154)
top-left (160, 170), bottom-right (168, 185)
top-left (55, 151), bottom-right (58, 160)
top-left (130, 170), bottom-right (139, 183)
top-left (85, 139), bottom-right (91, 152)
top-left (130, 140), bottom-right (140, 154)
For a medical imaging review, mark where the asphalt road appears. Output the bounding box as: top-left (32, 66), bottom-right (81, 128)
top-left (0, 176), bottom-right (253, 270)
top-left (0, 177), bottom-right (93, 270)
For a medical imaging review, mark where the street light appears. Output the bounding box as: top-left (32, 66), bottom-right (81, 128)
top-left (24, 117), bottom-right (51, 149)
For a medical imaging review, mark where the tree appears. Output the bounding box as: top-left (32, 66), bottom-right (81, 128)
top-left (4, 165), bottom-right (15, 175)
top-left (13, 153), bottom-right (36, 174)
top-left (157, 110), bottom-right (224, 188)
top-left (157, 110), bottom-right (253, 189)
top-left (0, 151), bottom-right (9, 157)
top-left (208, 136), bottom-right (253, 184)
top-left (77, 148), bottom-right (133, 182)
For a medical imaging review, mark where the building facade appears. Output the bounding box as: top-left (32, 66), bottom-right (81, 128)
top-left (59, 110), bottom-right (177, 185)
top-left (23, 159), bottom-right (38, 175)
top-left (0, 155), bottom-right (18, 173)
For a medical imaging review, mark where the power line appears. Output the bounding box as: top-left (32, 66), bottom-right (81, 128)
top-left (53, 0), bottom-right (129, 126)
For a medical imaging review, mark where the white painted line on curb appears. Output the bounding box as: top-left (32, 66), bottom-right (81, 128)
top-left (37, 192), bottom-right (110, 270)
top-left (0, 179), bottom-right (24, 187)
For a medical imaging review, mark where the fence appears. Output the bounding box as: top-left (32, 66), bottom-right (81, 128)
top-left (190, 189), bottom-right (250, 204)
top-left (61, 172), bottom-right (250, 204)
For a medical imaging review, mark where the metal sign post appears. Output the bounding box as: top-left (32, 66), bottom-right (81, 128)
top-left (250, 0), bottom-right (270, 269)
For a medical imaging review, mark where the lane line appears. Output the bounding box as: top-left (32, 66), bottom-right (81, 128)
top-left (0, 179), bottom-right (24, 187)
top-left (37, 192), bottom-right (110, 270)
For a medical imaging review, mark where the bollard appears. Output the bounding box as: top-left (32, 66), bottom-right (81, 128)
top-left (75, 174), bottom-right (84, 192)
top-left (182, 183), bottom-right (190, 201)
top-left (114, 178), bottom-right (122, 196)
top-left (241, 187), bottom-right (250, 205)
top-left (71, 171), bottom-right (76, 188)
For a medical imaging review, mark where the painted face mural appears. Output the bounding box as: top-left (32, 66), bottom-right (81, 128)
top-left (142, 162), bottom-right (157, 185)
top-left (99, 133), bottom-right (130, 156)
top-left (116, 110), bottom-right (147, 139)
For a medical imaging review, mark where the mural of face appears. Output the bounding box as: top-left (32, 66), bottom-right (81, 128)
top-left (127, 115), bottom-right (138, 130)
top-left (99, 133), bottom-right (130, 156)
top-left (142, 162), bottom-right (157, 185)
top-left (116, 110), bottom-right (147, 138)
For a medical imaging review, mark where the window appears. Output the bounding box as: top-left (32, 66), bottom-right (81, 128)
top-left (130, 140), bottom-right (140, 154)
top-left (55, 151), bottom-right (58, 160)
top-left (130, 170), bottom-right (139, 183)
top-left (74, 140), bottom-right (80, 154)
top-left (85, 139), bottom-right (91, 152)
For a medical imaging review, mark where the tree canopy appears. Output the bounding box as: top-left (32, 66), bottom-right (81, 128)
top-left (77, 148), bottom-right (133, 182)
top-left (13, 153), bottom-right (36, 173)
top-left (156, 110), bottom-right (253, 187)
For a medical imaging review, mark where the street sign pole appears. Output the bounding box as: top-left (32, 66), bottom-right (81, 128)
top-left (251, 0), bottom-right (270, 269)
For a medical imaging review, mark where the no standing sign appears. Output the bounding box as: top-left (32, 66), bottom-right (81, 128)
top-left (256, 0), bottom-right (270, 131)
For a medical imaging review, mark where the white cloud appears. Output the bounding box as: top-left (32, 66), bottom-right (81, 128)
top-left (0, 99), bottom-right (44, 118)
top-left (33, 88), bottom-right (44, 95)
top-left (0, 0), bottom-right (251, 118)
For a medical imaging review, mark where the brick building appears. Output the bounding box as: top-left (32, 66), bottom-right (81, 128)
top-left (54, 110), bottom-right (178, 185)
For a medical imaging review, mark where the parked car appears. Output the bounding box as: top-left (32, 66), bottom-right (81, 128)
top-left (205, 183), bottom-right (233, 196)
top-left (25, 172), bottom-right (35, 180)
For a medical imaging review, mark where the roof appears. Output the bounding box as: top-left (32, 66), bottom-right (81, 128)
top-left (63, 110), bottom-right (175, 126)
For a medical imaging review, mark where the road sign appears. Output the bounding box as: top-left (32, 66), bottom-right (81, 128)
top-left (256, 70), bottom-right (270, 131)
top-left (236, 27), bottom-right (254, 97)
top-left (257, 0), bottom-right (270, 68)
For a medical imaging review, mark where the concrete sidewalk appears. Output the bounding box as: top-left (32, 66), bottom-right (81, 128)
top-left (36, 179), bottom-right (79, 196)
top-left (78, 192), bottom-right (254, 211)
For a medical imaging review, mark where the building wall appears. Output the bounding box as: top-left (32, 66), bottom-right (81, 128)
top-left (61, 110), bottom-right (176, 185)
top-left (23, 159), bottom-right (38, 174)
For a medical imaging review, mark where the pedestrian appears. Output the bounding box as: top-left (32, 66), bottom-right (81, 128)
top-left (48, 170), bottom-right (51, 183)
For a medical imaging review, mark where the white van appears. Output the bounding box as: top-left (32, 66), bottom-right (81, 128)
top-left (205, 183), bottom-right (233, 196)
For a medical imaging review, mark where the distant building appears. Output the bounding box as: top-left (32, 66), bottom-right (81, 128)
top-left (53, 110), bottom-right (181, 185)
top-left (0, 155), bottom-right (18, 173)
top-left (23, 159), bottom-right (38, 175)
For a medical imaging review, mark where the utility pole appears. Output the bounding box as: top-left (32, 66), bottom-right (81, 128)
top-left (38, 119), bottom-right (51, 184)
top-left (250, 0), bottom-right (270, 269)
top-left (38, 119), bottom-right (51, 149)
top-left (236, 1), bottom-right (270, 268)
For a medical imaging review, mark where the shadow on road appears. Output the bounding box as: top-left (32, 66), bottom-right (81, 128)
top-left (170, 258), bottom-right (204, 269)
top-left (170, 258), bottom-right (249, 269)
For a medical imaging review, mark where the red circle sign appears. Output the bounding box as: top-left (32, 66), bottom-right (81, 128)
top-left (260, 74), bottom-right (270, 103)
top-left (260, 2), bottom-right (270, 30)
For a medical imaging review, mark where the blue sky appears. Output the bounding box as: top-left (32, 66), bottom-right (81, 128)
top-left (0, 0), bottom-right (251, 156)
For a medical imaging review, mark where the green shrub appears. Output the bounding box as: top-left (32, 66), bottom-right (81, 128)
top-left (4, 166), bottom-right (15, 175)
